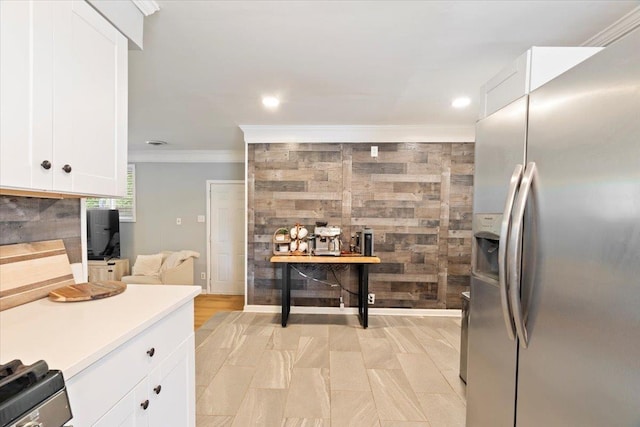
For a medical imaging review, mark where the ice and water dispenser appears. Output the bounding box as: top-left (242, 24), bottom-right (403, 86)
top-left (461, 214), bottom-right (503, 383)
top-left (472, 214), bottom-right (502, 281)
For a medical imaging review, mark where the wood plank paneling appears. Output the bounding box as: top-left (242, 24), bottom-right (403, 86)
top-left (0, 196), bottom-right (82, 263)
top-left (247, 142), bottom-right (474, 309)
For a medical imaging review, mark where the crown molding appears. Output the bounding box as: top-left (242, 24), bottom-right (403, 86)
top-left (582, 6), bottom-right (640, 47)
top-left (128, 150), bottom-right (244, 163)
top-left (131, 0), bottom-right (160, 16)
top-left (240, 125), bottom-right (475, 144)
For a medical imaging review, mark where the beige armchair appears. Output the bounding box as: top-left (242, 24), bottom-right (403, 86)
top-left (121, 250), bottom-right (199, 285)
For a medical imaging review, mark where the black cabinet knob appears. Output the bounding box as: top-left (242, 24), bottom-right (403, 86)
top-left (147, 347), bottom-right (155, 357)
top-left (154, 385), bottom-right (162, 394)
top-left (62, 164), bottom-right (72, 173)
top-left (140, 399), bottom-right (149, 410)
top-left (40, 160), bottom-right (52, 170)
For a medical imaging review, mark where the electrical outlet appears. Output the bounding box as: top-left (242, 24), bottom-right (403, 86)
top-left (371, 146), bottom-right (378, 157)
top-left (200, 272), bottom-right (206, 280)
top-left (339, 296), bottom-right (344, 310)
top-left (368, 293), bottom-right (375, 304)
top-left (176, 217), bottom-right (182, 225)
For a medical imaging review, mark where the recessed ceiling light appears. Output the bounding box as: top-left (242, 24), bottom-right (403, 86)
top-left (452, 97), bottom-right (471, 109)
top-left (146, 140), bottom-right (168, 146)
top-left (262, 96), bottom-right (280, 109)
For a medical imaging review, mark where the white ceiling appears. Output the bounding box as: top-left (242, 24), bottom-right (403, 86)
top-left (128, 0), bottom-right (638, 153)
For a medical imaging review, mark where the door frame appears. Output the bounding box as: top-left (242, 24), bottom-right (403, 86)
top-left (205, 180), bottom-right (245, 295)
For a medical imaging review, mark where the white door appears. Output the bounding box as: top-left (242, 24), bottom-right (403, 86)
top-left (208, 182), bottom-right (245, 295)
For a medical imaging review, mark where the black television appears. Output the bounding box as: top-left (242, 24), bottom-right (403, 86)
top-left (87, 209), bottom-right (120, 260)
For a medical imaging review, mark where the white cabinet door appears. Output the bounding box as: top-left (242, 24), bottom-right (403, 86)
top-left (0, 0), bottom-right (54, 191)
top-left (94, 379), bottom-right (148, 427)
top-left (147, 335), bottom-right (196, 427)
top-left (0, 0), bottom-right (127, 197)
top-left (52, 0), bottom-right (128, 197)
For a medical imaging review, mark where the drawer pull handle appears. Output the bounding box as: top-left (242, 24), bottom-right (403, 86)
top-left (140, 400), bottom-right (149, 410)
top-left (62, 164), bottom-right (72, 173)
top-left (147, 347), bottom-right (155, 357)
top-left (40, 160), bottom-right (52, 170)
top-left (154, 385), bottom-right (162, 394)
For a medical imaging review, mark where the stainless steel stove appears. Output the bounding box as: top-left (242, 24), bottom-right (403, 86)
top-left (0, 360), bottom-right (72, 427)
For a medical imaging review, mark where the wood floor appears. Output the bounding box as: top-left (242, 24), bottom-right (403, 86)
top-left (194, 294), bottom-right (245, 329)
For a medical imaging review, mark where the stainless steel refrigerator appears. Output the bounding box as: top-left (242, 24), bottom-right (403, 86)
top-left (466, 28), bottom-right (640, 426)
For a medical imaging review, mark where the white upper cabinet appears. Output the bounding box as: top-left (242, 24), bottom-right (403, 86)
top-left (0, 0), bottom-right (127, 197)
top-left (479, 46), bottom-right (603, 120)
top-left (0, 1), bottom-right (54, 191)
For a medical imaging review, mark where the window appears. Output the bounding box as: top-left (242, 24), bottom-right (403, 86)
top-left (86, 164), bottom-right (136, 222)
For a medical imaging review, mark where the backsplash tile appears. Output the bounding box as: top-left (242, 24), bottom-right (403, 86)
top-left (0, 195), bottom-right (82, 263)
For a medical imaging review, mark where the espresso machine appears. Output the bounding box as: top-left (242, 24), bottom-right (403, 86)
top-left (312, 225), bottom-right (342, 256)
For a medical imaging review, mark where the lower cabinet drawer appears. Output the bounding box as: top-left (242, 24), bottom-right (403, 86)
top-left (66, 303), bottom-right (193, 426)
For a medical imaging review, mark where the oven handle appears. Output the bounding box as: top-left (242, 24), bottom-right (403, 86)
top-left (498, 164), bottom-right (522, 341)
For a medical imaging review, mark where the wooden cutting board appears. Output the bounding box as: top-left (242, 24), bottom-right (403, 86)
top-left (0, 240), bottom-right (75, 311)
top-left (48, 281), bottom-right (126, 302)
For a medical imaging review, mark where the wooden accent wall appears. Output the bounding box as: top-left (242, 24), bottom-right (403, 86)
top-left (0, 196), bottom-right (82, 263)
top-left (247, 142), bottom-right (474, 309)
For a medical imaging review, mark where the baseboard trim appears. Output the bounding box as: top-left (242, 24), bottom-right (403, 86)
top-left (243, 304), bottom-right (461, 317)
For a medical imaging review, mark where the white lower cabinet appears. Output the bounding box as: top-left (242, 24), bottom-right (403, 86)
top-left (94, 380), bottom-right (146, 427)
top-left (148, 335), bottom-right (195, 427)
top-left (94, 336), bottom-right (195, 427)
top-left (66, 302), bottom-right (196, 426)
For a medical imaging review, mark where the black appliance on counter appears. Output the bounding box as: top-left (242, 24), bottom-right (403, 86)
top-left (0, 360), bottom-right (72, 427)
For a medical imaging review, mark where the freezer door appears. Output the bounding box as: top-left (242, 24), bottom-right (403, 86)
top-left (466, 276), bottom-right (517, 427)
top-left (473, 96), bottom-right (527, 214)
top-left (516, 29), bottom-right (640, 426)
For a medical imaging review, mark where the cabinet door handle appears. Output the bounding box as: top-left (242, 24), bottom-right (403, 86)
top-left (40, 160), bottom-right (52, 170)
top-left (62, 164), bottom-right (72, 173)
top-left (140, 399), bottom-right (149, 410)
top-left (154, 385), bottom-right (162, 394)
top-left (147, 347), bottom-right (155, 357)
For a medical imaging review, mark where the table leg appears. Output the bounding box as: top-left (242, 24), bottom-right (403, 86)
top-left (281, 263), bottom-right (290, 327)
top-left (357, 264), bottom-right (369, 329)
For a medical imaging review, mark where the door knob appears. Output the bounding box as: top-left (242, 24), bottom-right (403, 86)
top-left (40, 160), bottom-right (52, 170)
top-left (62, 164), bottom-right (72, 173)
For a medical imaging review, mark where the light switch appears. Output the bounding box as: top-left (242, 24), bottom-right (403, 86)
top-left (176, 218), bottom-right (182, 225)
top-left (197, 215), bottom-right (205, 223)
top-left (371, 146), bottom-right (378, 157)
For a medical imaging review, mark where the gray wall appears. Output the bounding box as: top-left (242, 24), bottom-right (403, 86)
top-left (120, 162), bottom-right (244, 289)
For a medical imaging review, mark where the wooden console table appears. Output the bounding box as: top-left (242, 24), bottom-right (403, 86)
top-left (270, 255), bottom-right (381, 328)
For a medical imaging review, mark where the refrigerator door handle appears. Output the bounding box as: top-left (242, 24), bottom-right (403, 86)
top-left (508, 161), bottom-right (536, 348)
top-left (498, 164), bottom-right (523, 341)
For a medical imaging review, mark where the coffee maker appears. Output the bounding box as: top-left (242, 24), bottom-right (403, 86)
top-left (355, 227), bottom-right (374, 256)
top-left (312, 225), bottom-right (341, 256)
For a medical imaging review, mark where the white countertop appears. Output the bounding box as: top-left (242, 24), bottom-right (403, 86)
top-left (0, 285), bottom-right (200, 379)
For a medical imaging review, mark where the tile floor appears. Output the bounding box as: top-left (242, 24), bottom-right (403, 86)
top-left (195, 312), bottom-right (466, 427)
